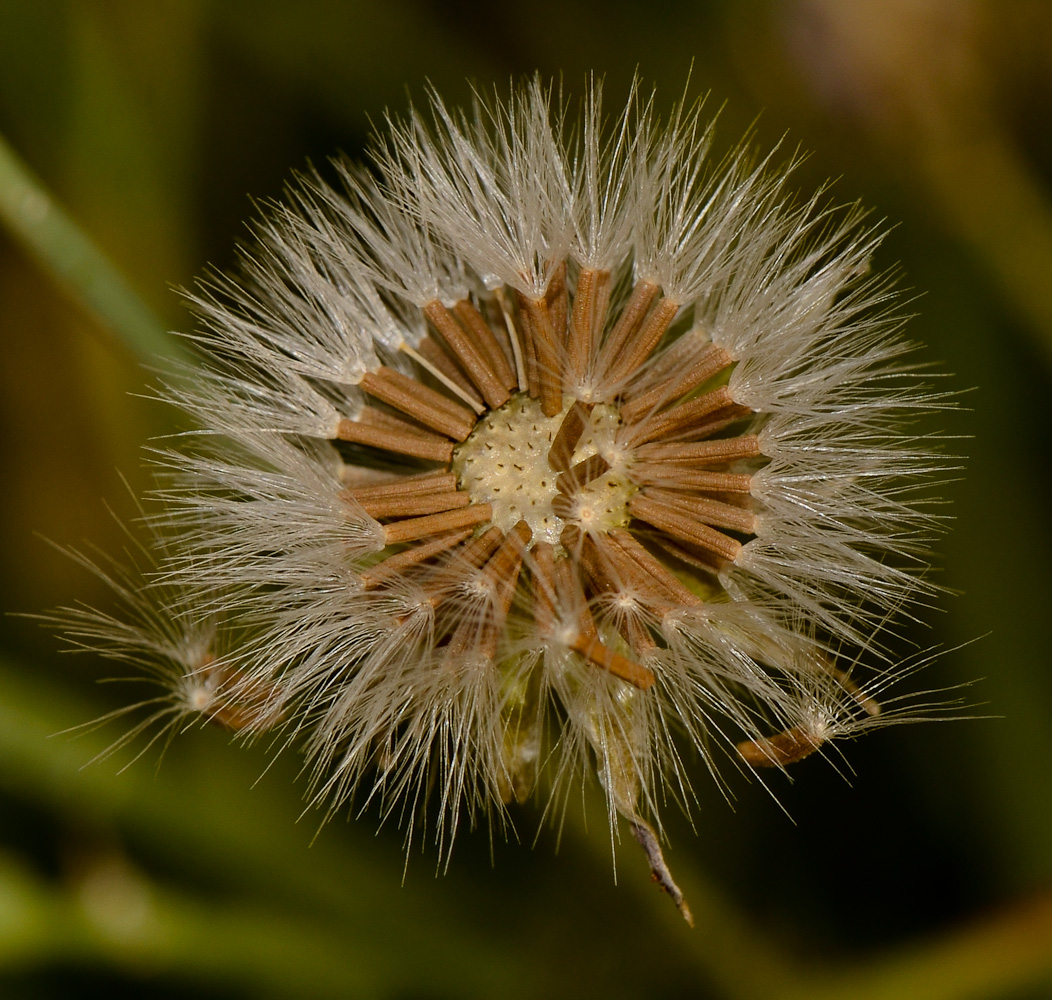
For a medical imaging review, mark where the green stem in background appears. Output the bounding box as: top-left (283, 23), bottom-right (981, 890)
top-left (0, 849), bottom-right (408, 999)
top-left (786, 890), bottom-right (1052, 1000)
top-left (0, 131), bottom-right (187, 364)
top-left (4, 650), bottom-right (1050, 1000)
top-left (0, 655), bottom-right (527, 999)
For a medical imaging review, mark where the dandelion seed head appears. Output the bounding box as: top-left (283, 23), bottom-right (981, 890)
top-left (47, 75), bottom-right (959, 923)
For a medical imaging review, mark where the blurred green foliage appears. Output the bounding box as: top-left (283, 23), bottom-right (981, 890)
top-left (2, 1), bottom-right (1051, 997)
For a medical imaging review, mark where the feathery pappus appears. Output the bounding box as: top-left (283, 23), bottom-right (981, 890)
top-left (50, 77), bottom-right (954, 923)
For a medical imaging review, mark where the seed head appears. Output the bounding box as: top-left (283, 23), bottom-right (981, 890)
top-left (51, 77), bottom-right (954, 923)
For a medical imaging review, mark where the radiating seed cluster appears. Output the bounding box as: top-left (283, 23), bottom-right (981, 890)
top-left (51, 78), bottom-right (951, 923)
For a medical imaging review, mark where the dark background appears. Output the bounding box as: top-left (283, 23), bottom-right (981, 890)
top-left (1, 2), bottom-right (1051, 997)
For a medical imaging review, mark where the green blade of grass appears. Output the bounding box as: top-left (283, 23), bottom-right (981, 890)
top-left (0, 131), bottom-right (187, 364)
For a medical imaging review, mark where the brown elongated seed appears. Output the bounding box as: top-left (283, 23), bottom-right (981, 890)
top-left (354, 490), bottom-right (471, 520)
top-left (206, 680), bottom-right (285, 733)
top-left (345, 472), bottom-right (457, 503)
top-left (559, 522), bottom-right (585, 555)
top-left (339, 462), bottom-right (416, 489)
top-left (553, 550), bottom-right (610, 654)
top-left (809, 658), bottom-right (882, 717)
top-left (334, 417), bottom-right (453, 463)
top-left (633, 433), bottom-right (763, 465)
top-left (567, 267), bottom-right (611, 381)
top-left (737, 727), bottom-right (824, 767)
top-left (546, 260), bottom-right (569, 347)
top-left (553, 550), bottom-right (589, 618)
top-left (624, 386), bottom-right (735, 447)
top-left (452, 299), bottom-right (517, 392)
top-left (494, 287), bottom-right (529, 392)
top-left (484, 519), bottom-right (532, 593)
top-left (648, 536), bottom-right (724, 580)
top-left (421, 525), bottom-right (505, 606)
top-left (670, 407), bottom-right (754, 444)
top-left (195, 655), bottom-right (282, 733)
top-left (571, 532), bottom-right (618, 595)
top-left (577, 531), bottom-right (681, 629)
top-left (593, 540), bottom-right (689, 613)
top-left (580, 540), bottom-right (662, 649)
top-left (556, 453), bottom-right (610, 495)
top-left (416, 336), bottom-right (485, 410)
top-left (576, 532), bottom-right (646, 597)
top-left (639, 488), bottom-right (757, 535)
top-left (548, 400), bottom-right (594, 472)
top-left (360, 528), bottom-right (474, 590)
top-left (843, 678), bottom-right (881, 716)
top-left (596, 280), bottom-right (660, 378)
top-left (629, 465), bottom-right (752, 493)
top-left (486, 305), bottom-right (516, 362)
top-left (546, 259), bottom-right (567, 300)
top-left (623, 614), bottom-right (657, 655)
top-left (445, 612), bottom-right (497, 662)
top-left (520, 295), bottom-right (564, 416)
top-left (628, 326), bottom-right (711, 386)
top-left (602, 297), bottom-right (680, 387)
top-left (530, 541), bottom-right (558, 634)
top-left (445, 524), bottom-right (505, 574)
top-left (562, 524), bottom-right (634, 596)
top-left (550, 493), bottom-right (576, 520)
top-left (424, 300), bottom-right (509, 409)
top-left (570, 632), bottom-right (656, 690)
top-left (550, 554), bottom-right (654, 688)
top-left (419, 525), bottom-right (506, 607)
top-left (518, 302), bottom-right (541, 398)
top-left (445, 521), bottom-right (530, 659)
top-left (399, 341), bottom-right (485, 415)
top-left (353, 485), bottom-right (473, 523)
top-left (382, 503), bottom-right (493, 545)
top-left (356, 404), bottom-right (428, 433)
top-left (607, 529), bottom-right (703, 607)
top-left (359, 367), bottom-right (476, 441)
top-left (208, 702), bottom-right (275, 733)
top-left (621, 344), bottom-right (734, 423)
top-left (628, 494), bottom-right (742, 563)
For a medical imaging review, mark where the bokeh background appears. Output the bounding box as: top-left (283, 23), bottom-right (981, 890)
top-left (2, 1), bottom-right (1051, 997)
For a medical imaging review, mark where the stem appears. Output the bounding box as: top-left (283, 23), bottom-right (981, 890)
top-left (7, 654), bottom-right (1050, 1000)
top-left (787, 890), bottom-right (1052, 1000)
top-left (0, 655), bottom-right (528, 998)
top-left (0, 131), bottom-right (186, 363)
top-left (0, 851), bottom-right (411, 997)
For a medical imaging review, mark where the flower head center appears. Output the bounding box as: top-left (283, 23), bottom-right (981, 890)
top-left (452, 393), bottom-right (635, 546)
